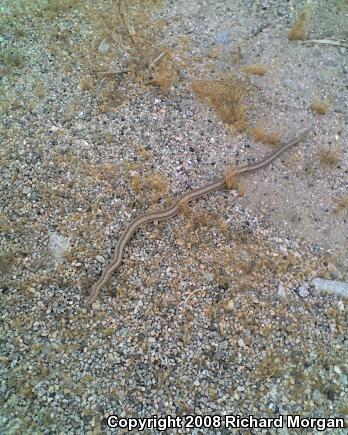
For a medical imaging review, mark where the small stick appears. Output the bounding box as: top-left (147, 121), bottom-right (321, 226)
top-left (303, 39), bottom-right (348, 48)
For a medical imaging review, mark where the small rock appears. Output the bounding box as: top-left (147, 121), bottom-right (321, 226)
top-left (278, 283), bottom-right (287, 297)
top-left (225, 300), bottom-right (234, 311)
top-left (333, 365), bottom-right (341, 375)
top-left (98, 39), bottom-right (110, 53)
top-left (299, 285), bottom-right (309, 298)
top-left (340, 374), bottom-right (348, 386)
top-left (237, 338), bottom-right (245, 348)
top-left (96, 255), bottom-right (105, 263)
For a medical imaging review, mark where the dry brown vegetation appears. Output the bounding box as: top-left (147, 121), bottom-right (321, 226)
top-left (211, 238), bottom-right (320, 295)
top-left (317, 146), bottom-right (341, 166)
top-left (148, 50), bottom-right (180, 91)
top-left (110, 0), bottom-right (167, 84)
top-left (44, 0), bottom-right (81, 18)
top-left (310, 100), bottom-right (330, 115)
top-left (79, 75), bottom-right (93, 91)
top-left (0, 253), bottom-right (14, 274)
top-left (244, 64), bottom-right (267, 76)
top-left (191, 75), bottom-right (248, 130)
top-left (33, 81), bottom-right (46, 98)
top-left (334, 195), bottom-right (348, 213)
top-left (288, 7), bottom-right (311, 41)
top-left (0, 48), bottom-right (26, 70)
top-left (129, 171), bottom-right (169, 205)
top-left (224, 166), bottom-right (246, 197)
top-left (252, 125), bottom-right (282, 145)
top-left (130, 174), bottom-right (142, 195)
top-left (224, 167), bottom-right (238, 191)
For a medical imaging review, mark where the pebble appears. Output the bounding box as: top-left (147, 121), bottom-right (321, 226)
top-left (95, 255), bottom-right (105, 263)
top-left (298, 284), bottom-right (309, 298)
top-left (237, 338), bottom-right (245, 348)
top-left (225, 300), bottom-right (234, 311)
top-left (277, 283), bottom-right (287, 297)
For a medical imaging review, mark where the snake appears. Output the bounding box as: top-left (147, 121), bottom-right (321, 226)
top-left (87, 129), bottom-right (310, 304)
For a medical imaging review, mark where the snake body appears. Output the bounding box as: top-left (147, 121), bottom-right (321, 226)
top-left (87, 130), bottom-right (309, 304)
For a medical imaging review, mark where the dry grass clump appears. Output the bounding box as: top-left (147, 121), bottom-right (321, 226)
top-left (0, 253), bottom-right (14, 274)
top-left (224, 167), bottom-right (238, 191)
top-left (130, 174), bottom-right (142, 194)
top-left (185, 211), bottom-right (222, 232)
top-left (43, 0), bottom-right (81, 19)
top-left (1, 98), bottom-right (22, 114)
top-left (252, 125), bottom-right (281, 145)
top-left (288, 7), bottom-right (311, 41)
top-left (224, 166), bottom-right (246, 196)
top-left (310, 100), bottom-right (330, 115)
top-left (244, 64), bottom-right (267, 76)
top-left (254, 348), bottom-right (287, 379)
top-left (79, 76), bottom-right (93, 91)
top-left (151, 51), bottom-right (180, 91)
top-left (136, 146), bottom-right (149, 160)
top-left (0, 48), bottom-right (26, 70)
top-left (147, 172), bottom-right (167, 193)
top-left (334, 195), bottom-right (348, 213)
top-left (191, 74), bottom-right (248, 130)
top-left (79, 0), bottom-right (166, 94)
top-left (114, 0), bottom-right (166, 82)
top-left (34, 81), bottom-right (46, 98)
top-left (317, 146), bottom-right (341, 166)
top-left (129, 171), bottom-right (169, 204)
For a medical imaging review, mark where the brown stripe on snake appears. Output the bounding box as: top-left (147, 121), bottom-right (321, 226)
top-left (87, 129), bottom-right (310, 305)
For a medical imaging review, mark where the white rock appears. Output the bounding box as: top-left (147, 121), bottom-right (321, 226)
top-left (96, 255), bottom-right (105, 263)
top-left (278, 283), bottom-right (287, 297)
top-left (337, 300), bottom-right (345, 311)
top-left (333, 365), bottom-right (341, 375)
top-left (299, 285), bottom-right (309, 298)
top-left (237, 338), bottom-right (245, 348)
top-left (311, 278), bottom-right (348, 298)
top-left (98, 39), bottom-right (110, 53)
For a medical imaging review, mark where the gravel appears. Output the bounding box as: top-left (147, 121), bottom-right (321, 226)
top-left (1, 0), bottom-right (347, 433)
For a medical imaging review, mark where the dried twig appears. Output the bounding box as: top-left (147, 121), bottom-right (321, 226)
top-left (116, 0), bottom-right (137, 46)
top-left (303, 39), bottom-right (348, 48)
top-left (183, 289), bottom-right (204, 306)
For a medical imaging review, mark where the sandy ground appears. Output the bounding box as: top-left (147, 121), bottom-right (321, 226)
top-left (1, 0), bottom-right (347, 433)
